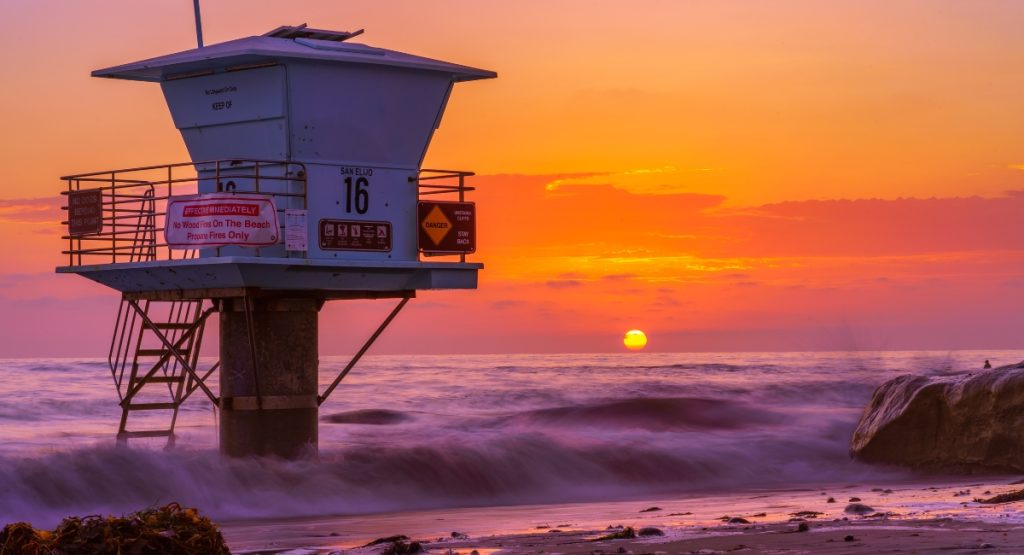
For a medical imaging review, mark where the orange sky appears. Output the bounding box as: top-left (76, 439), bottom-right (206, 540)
top-left (1, 1), bottom-right (1023, 355)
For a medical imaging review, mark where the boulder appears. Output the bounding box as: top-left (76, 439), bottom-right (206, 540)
top-left (851, 361), bottom-right (1024, 471)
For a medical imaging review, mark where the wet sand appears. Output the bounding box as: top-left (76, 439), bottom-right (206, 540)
top-left (221, 476), bottom-right (1024, 554)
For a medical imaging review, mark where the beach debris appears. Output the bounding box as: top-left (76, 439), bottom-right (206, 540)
top-left (535, 524), bottom-right (550, 529)
top-left (844, 503), bottom-right (875, 515)
top-left (849, 497), bottom-right (861, 502)
top-left (844, 535), bottom-right (856, 542)
top-left (789, 511), bottom-right (823, 518)
top-left (637, 526), bottom-right (664, 536)
top-left (667, 512), bottom-right (692, 516)
top-left (381, 539), bottom-right (424, 554)
top-left (364, 535), bottom-right (411, 546)
top-left (976, 489), bottom-right (1024, 504)
top-left (726, 517), bottom-right (750, 524)
top-left (796, 522), bottom-right (809, 532)
top-left (592, 527), bottom-right (637, 541)
top-left (0, 503), bottom-right (229, 555)
top-left (750, 512), bottom-right (767, 517)
top-left (826, 497), bottom-right (836, 503)
top-left (0, 522), bottom-right (48, 554)
top-left (640, 506), bottom-right (662, 512)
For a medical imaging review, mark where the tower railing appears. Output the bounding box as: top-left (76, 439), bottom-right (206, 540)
top-left (414, 169), bottom-right (476, 263)
top-left (415, 168), bottom-right (475, 201)
top-left (61, 163), bottom-right (477, 266)
top-left (61, 159), bottom-right (308, 266)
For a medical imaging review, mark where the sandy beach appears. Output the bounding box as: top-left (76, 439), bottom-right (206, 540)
top-left (221, 476), bottom-right (1024, 554)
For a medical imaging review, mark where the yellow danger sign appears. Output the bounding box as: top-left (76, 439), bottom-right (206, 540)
top-left (421, 204), bottom-right (452, 245)
top-left (417, 201), bottom-right (476, 254)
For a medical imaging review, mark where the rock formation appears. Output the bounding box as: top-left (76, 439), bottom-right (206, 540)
top-left (851, 361), bottom-right (1024, 471)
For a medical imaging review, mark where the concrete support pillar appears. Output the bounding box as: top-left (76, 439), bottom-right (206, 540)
top-left (219, 297), bottom-right (320, 458)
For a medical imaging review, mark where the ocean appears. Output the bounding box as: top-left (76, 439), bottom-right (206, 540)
top-left (1, 350), bottom-right (1020, 529)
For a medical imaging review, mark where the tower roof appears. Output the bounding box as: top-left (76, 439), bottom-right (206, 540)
top-left (92, 25), bottom-right (496, 83)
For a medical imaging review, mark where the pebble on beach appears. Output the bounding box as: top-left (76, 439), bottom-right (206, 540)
top-left (844, 503), bottom-right (875, 515)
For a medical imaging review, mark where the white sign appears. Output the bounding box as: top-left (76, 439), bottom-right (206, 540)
top-left (165, 194), bottom-right (279, 248)
top-left (285, 209), bottom-right (308, 252)
top-left (162, 65), bottom-right (286, 130)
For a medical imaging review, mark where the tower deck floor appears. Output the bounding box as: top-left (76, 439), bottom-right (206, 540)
top-left (57, 256), bottom-right (480, 299)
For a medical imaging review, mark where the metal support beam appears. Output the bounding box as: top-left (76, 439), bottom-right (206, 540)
top-left (318, 294), bottom-right (412, 405)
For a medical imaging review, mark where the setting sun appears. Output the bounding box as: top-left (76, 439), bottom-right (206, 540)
top-left (623, 329), bottom-right (648, 351)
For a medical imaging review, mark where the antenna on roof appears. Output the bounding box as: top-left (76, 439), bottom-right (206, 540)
top-left (192, 0), bottom-right (204, 48)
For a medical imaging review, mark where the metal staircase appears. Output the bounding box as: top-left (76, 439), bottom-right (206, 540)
top-left (104, 186), bottom-right (219, 443)
top-left (109, 298), bottom-right (217, 441)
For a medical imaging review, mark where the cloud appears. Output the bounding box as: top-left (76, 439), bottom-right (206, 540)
top-left (702, 193), bottom-right (1024, 258)
top-left (491, 300), bottom-right (524, 309)
top-left (0, 197), bottom-right (62, 223)
top-left (544, 166), bottom-right (720, 195)
top-left (601, 273), bottom-right (637, 281)
top-left (545, 279), bottom-right (582, 289)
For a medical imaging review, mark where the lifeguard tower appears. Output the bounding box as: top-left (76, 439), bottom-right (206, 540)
top-left (58, 25), bottom-right (494, 457)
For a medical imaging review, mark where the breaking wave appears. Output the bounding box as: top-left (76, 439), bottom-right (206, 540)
top-left (512, 397), bottom-right (785, 431)
top-left (5, 350), bottom-right (1016, 528)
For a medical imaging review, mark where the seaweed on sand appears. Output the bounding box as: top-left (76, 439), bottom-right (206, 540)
top-left (976, 489), bottom-right (1024, 504)
top-left (592, 527), bottom-right (636, 541)
top-left (0, 503), bottom-right (230, 555)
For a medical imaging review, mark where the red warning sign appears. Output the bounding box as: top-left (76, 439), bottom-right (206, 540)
top-left (418, 201), bottom-right (476, 254)
top-left (67, 189), bottom-right (104, 236)
top-left (165, 194), bottom-right (279, 248)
